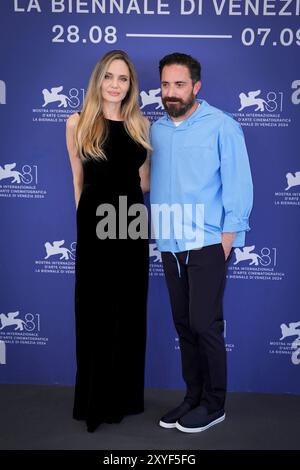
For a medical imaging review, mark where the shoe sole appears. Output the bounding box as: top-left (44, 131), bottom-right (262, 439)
top-left (159, 420), bottom-right (177, 429)
top-left (175, 413), bottom-right (225, 433)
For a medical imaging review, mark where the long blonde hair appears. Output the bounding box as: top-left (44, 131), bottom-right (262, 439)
top-left (76, 50), bottom-right (151, 160)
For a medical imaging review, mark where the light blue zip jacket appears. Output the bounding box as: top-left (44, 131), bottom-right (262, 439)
top-left (150, 100), bottom-right (253, 252)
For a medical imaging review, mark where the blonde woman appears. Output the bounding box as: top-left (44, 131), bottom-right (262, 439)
top-left (66, 50), bottom-right (151, 433)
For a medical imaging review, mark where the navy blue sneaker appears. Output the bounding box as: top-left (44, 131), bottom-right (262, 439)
top-left (176, 405), bottom-right (225, 433)
top-left (159, 401), bottom-right (193, 429)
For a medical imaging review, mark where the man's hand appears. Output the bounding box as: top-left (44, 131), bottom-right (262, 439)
top-left (221, 232), bottom-right (236, 260)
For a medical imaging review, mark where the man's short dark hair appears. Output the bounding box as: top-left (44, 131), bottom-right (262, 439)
top-left (159, 52), bottom-right (201, 84)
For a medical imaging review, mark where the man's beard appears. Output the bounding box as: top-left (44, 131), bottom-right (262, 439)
top-left (162, 92), bottom-right (196, 118)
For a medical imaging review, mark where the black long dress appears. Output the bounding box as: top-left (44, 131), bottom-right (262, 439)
top-left (73, 119), bottom-right (149, 432)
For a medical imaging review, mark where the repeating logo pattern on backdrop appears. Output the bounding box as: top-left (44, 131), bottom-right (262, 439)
top-left (34, 240), bottom-right (76, 275)
top-left (32, 85), bottom-right (82, 123)
top-left (274, 169), bottom-right (300, 207)
top-left (227, 245), bottom-right (285, 281)
top-left (0, 162), bottom-right (47, 199)
top-left (0, 309), bottom-right (48, 349)
top-left (32, 84), bottom-right (166, 123)
top-left (149, 243), bottom-right (286, 281)
top-left (269, 321), bottom-right (300, 366)
top-left (233, 87), bottom-right (292, 128)
top-left (31, 81), bottom-right (300, 126)
top-left (139, 87), bottom-right (164, 123)
top-left (149, 242), bottom-right (164, 277)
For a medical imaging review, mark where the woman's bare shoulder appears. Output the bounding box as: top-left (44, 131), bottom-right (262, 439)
top-left (66, 112), bottom-right (80, 129)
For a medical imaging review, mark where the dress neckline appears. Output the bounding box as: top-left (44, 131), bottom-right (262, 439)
top-left (105, 118), bottom-right (124, 123)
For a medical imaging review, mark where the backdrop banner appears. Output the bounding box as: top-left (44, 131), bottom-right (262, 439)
top-left (0, 0), bottom-right (299, 394)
